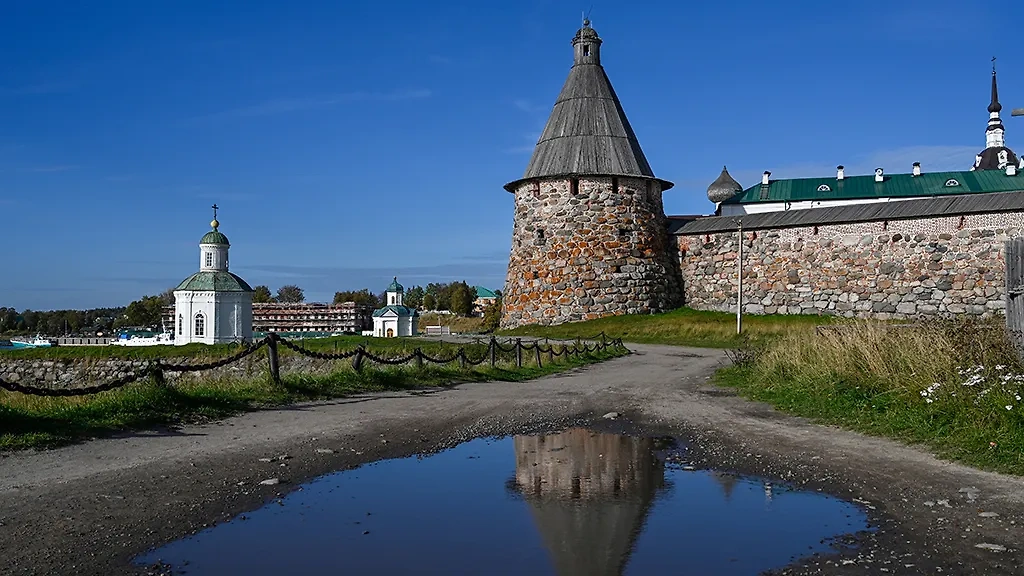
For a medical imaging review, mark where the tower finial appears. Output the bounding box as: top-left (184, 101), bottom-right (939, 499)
top-left (211, 203), bottom-right (220, 230)
top-left (989, 58), bottom-right (1002, 114)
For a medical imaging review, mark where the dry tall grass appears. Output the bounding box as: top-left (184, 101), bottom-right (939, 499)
top-left (722, 318), bottom-right (1024, 473)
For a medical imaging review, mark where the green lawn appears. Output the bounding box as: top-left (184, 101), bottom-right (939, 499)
top-left (501, 307), bottom-right (828, 348)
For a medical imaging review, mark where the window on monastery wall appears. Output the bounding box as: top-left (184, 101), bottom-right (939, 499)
top-left (205, 252), bottom-right (213, 267)
top-left (178, 315), bottom-right (182, 335)
top-left (582, 45), bottom-right (590, 57)
top-left (195, 313), bottom-right (205, 337)
top-left (570, 178), bottom-right (579, 195)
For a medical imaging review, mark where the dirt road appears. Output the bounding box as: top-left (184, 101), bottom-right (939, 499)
top-left (2, 343), bottom-right (1023, 575)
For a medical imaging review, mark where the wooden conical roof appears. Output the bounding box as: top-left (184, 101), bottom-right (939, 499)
top-left (504, 22), bottom-right (671, 192)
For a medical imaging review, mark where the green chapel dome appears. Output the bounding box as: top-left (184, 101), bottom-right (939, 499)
top-left (386, 277), bottom-right (404, 292)
top-left (200, 218), bottom-right (230, 246)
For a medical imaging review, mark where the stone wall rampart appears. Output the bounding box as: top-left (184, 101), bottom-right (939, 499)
top-left (676, 212), bottom-right (1024, 319)
top-left (0, 351), bottom-right (336, 392)
top-left (501, 176), bottom-right (680, 328)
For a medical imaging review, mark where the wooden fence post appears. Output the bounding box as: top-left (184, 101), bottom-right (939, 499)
top-left (490, 336), bottom-right (497, 368)
top-left (534, 345), bottom-right (542, 368)
top-left (459, 349), bottom-right (467, 370)
top-left (415, 348), bottom-right (423, 369)
top-left (267, 336), bottom-right (281, 385)
top-left (150, 364), bottom-right (166, 387)
top-left (352, 346), bottom-right (364, 372)
top-left (547, 345), bottom-right (554, 365)
top-left (515, 339), bottom-right (523, 368)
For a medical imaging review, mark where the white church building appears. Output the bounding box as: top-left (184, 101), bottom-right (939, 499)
top-left (173, 206), bottom-right (254, 345)
top-left (371, 278), bottom-right (418, 337)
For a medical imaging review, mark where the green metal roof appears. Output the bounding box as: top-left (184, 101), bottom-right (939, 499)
top-left (386, 277), bottom-right (404, 293)
top-left (174, 271), bottom-right (253, 292)
top-left (722, 170), bottom-right (1024, 205)
top-left (200, 230), bottom-right (230, 245)
top-left (372, 305), bottom-right (418, 318)
top-left (473, 286), bottom-right (498, 299)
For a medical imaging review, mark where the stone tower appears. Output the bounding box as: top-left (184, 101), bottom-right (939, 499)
top-left (500, 20), bottom-right (680, 329)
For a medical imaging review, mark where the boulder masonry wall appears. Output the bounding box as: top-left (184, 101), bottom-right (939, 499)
top-left (501, 176), bottom-right (681, 328)
top-left (676, 212), bottom-right (1024, 319)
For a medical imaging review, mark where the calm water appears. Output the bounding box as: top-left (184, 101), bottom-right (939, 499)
top-left (137, 429), bottom-right (868, 575)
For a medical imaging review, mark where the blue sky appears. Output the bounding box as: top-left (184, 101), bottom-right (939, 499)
top-left (1, 0), bottom-right (1020, 310)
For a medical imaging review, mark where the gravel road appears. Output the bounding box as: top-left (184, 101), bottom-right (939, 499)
top-left (2, 343), bottom-right (1023, 575)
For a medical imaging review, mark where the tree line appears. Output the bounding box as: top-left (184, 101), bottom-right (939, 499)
top-left (2, 281), bottom-right (501, 336)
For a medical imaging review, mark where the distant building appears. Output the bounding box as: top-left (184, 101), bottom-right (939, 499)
top-left (371, 277), bottom-right (418, 337)
top-left (173, 207), bottom-right (254, 345)
top-left (472, 286), bottom-right (499, 316)
top-left (251, 301), bottom-right (373, 334)
top-left (712, 65), bottom-right (1023, 217)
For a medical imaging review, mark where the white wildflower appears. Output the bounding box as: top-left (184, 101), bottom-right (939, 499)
top-left (1016, 395), bottom-right (1022, 401)
top-left (996, 365), bottom-right (1007, 370)
top-left (926, 398), bottom-right (934, 404)
top-left (1006, 405), bottom-right (1014, 411)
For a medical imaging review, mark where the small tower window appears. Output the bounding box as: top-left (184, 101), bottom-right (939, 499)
top-left (177, 315), bottom-right (182, 335)
top-left (618, 228), bottom-right (629, 238)
top-left (537, 229), bottom-right (545, 240)
top-left (205, 252), bottom-right (213, 267)
top-left (611, 177), bottom-right (619, 192)
top-left (570, 178), bottom-right (579, 195)
top-left (194, 313), bottom-right (205, 337)
top-left (582, 45), bottom-right (590, 57)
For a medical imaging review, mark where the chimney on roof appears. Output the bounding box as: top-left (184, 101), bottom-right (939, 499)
top-left (836, 165), bottom-right (845, 180)
top-left (874, 168), bottom-right (884, 183)
top-left (912, 162), bottom-right (921, 177)
top-left (1009, 164), bottom-right (1018, 176)
top-left (762, 171), bottom-right (771, 185)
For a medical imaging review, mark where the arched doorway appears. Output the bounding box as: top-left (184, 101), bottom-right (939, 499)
top-left (386, 327), bottom-right (394, 338)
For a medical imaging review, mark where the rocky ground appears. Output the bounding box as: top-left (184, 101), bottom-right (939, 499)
top-left (2, 343), bottom-right (1023, 575)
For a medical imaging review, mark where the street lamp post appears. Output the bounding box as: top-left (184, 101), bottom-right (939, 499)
top-left (734, 218), bottom-right (743, 335)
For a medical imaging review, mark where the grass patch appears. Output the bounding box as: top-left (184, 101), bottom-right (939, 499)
top-left (0, 342), bottom-right (627, 450)
top-left (501, 307), bottom-right (828, 348)
top-left (416, 313), bottom-right (485, 335)
top-left (717, 319), bottom-right (1024, 475)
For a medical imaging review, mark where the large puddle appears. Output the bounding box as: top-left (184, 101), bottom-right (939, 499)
top-left (138, 429), bottom-right (868, 575)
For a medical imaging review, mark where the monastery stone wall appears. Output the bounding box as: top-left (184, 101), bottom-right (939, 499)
top-left (676, 212), bottom-right (1024, 319)
top-left (0, 350), bottom-right (336, 392)
top-left (501, 176), bottom-right (681, 329)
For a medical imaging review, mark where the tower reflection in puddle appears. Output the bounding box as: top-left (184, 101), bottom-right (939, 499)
top-left (510, 429), bottom-right (669, 576)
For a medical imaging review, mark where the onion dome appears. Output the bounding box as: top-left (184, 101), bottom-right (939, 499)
top-left (386, 277), bottom-right (404, 293)
top-left (707, 166), bottom-right (743, 203)
top-left (200, 221), bottom-right (230, 246)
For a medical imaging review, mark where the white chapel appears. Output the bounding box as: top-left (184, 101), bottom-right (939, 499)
top-left (371, 277), bottom-right (418, 337)
top-left (173, 206), bottom-right (254, 345)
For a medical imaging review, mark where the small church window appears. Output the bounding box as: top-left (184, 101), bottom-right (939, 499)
top-left (195, 313), bottom-right (205, 337)
top-left (177, 315), bottom-right (182, 335)
top-left (611, 177), bottom-right (619, 192)
top-left (537, 229), bottom-right (545, 240)
top-left (583, 45), bottom-right (590, 57)
top-left (570, 178), bottom-right (579, 195)
top-left (205, 252), bottom-right (213, 267)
